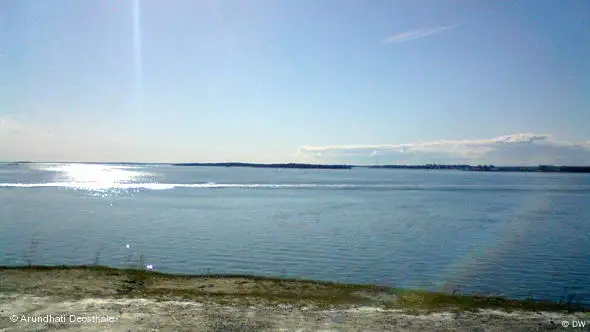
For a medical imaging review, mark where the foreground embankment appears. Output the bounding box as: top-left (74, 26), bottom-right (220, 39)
top-left (1, 266), bottom-right (588, 331)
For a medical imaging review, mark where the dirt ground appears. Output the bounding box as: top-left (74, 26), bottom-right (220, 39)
top-left (1, 267), bottom-right (588, 331)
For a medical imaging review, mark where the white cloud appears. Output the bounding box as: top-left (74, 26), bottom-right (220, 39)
top-left (382, 25), bottom-right (459, 44)
top-left (297, 134), bottom-right (590, 166)
top-left (3, 119), bottom-right (589, 166)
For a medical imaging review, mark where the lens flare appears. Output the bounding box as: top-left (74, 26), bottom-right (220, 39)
top-left (132, 0), bottom-right (143, 116)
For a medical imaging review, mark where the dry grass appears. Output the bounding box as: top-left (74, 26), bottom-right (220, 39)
top-left (0, 265), bottom-right (583, 314)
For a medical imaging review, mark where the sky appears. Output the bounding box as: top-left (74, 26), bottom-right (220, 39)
top-left (1, 0), bottom-right (589, 165)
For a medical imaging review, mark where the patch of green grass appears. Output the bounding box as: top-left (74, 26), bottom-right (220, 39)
top-left (391, 288), bottom-right (573, 313)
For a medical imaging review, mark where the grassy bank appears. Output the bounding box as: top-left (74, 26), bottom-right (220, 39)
top-left (1, 265), bottom-right (585, 314)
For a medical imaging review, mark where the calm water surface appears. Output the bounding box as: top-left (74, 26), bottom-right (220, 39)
top-left (1, 163), bottom-right (589, 301)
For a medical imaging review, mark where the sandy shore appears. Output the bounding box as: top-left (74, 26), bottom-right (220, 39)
top-left (2, 294), bottom-right (587, 331)
top-left (1, 267), bottom-right (588, 331)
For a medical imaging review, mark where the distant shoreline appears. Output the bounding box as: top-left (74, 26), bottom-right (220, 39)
top-left (170, 162), bottom-right (353, 169)
top-left (171, 163), bottom-right (590, 173)
top-left (4, 161), bottom-right (590, 173)
top-left (365, 164), bottom-right (590, 173)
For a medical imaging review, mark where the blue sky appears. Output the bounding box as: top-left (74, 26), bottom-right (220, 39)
top-left (1, 0), bottom-right (589, 164)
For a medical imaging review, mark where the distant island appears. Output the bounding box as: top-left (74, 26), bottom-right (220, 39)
top-left (171, 162), bottom-right (352, 169)
top-left (365, 164), bottom-right (590, 173)
top-left (171, 163), bottom-right (590, 173)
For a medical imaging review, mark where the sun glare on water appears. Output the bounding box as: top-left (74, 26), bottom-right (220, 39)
top-left (43, 164), bottom-right (148, 191)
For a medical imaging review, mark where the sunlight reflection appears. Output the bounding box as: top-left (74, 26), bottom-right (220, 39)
top-left (40, 164), bottom-right (151, 192)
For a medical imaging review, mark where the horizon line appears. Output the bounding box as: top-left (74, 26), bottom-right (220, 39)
top-left (3, 161), bottom-right (590, 168)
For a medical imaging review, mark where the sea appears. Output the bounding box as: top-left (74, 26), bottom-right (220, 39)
top-left (1, 163), bottom-right (589, 303)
